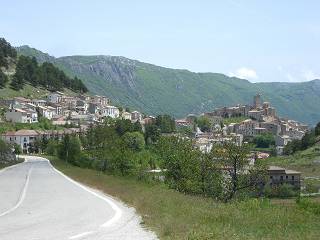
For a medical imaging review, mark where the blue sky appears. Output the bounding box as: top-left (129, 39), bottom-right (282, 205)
top-left (1, 0), bottom-right (320, 82)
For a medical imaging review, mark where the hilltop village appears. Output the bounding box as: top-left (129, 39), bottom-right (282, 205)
top-left (0, 92), bottom-right (308, 156)
top-left (176, 94), bottom-right (308, 155)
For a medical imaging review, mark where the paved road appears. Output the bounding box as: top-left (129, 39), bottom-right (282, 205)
top-left (0, 156), bottom-right (157, 240)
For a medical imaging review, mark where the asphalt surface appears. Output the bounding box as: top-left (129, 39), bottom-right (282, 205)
top-left (0, 156), bottom-right (157, 240)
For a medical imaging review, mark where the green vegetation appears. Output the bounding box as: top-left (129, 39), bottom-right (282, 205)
top-left (284, 129), bottom-right (318, 155)
top-left (196, 115), bottom-right (212, 132)
top-left (0, 138), bottom-right (22, 169)
top-left (49, 156), bottom-right (320, 239)
top-left (253, 133), bottom-right (275, 148)
top-left (0, 38), bottom-right (87, 93)
top-left (11, 55), bottom-right (87, 92)
top-left (268, 145), bottom-right (320, 177)
top-left (155, 115), bottom-right (176, 133)
top-left (17, 45), bottom-right (320, 125)
top-left (45, 117), bottom-right (267, 202)
top-left (0, 117), bottom-right (63, 134)
top-left (0, 83), bottom-right (77, 100)
top-left (222, 116), bottom-right (247, 125)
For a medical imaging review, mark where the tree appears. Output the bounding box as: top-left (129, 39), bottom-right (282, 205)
top-left (300, 131), bottom-right (315, 150)
top-left (0, 38), bottom-right (17, 68)
top-left (115, 119), bottom-right (133, 136)
top-left (253, 134), bottom-right (275, 148)
top-left (58, 135), bottom-right (81, 163)
top-left (0, 69), bottom-right (8, 88)
top-left (315, 122), bottom-right (320, 136)
top-left (213, 143), bottom-right (267, 201)
top-left (196, 116), bottom-right (212, 132)
top-left (13, 143), bottom-right (22, 156)
top-left (145, 124), bottom-right (161, 144)
top-left (155, 115), bottom-right (176, 133)
top-left (122, 132), bottom-right (145, 151)
top-left (10, 73), bottom-right (24, 90)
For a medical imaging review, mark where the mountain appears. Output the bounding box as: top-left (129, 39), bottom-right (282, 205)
top-left (17, 45), bottom-right (320, 125)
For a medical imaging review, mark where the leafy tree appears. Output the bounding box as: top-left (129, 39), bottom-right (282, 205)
top-left (133, 120), bottom-right (142, 133)
top-left (213, 143), bottom-right (267, 201)
top-left (45, 139), bottom-right (59, 155)
top-left (58, 135), bottom-right (81, 163)
top-left (145, 124), bottom-right (161, 144)
top-left (122, 132), bottom-right (145, 151)
top-left (253, 134), bottom-right (275, 148)
top-left (13, 143), bottom-right (22, 155)
top-left (115, 119), bottom-right (134, 136)
top-left (196, 116), bottom-right (212, 132)
top-left (300, 131), bottom-right (315, 150)
top-left (155, 114), bottom-right (176, 133)
top-left (156, 136), bottom-right (223, 197)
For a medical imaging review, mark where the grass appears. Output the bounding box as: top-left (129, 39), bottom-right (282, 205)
top-left (222, 116), bottom-right (248, 125)
top-left (0, 82), bottom-right (78, 100)
top-left (49, 156), bottom-right (320, 240)
top-left (267, 145), bottom-right (320, 177)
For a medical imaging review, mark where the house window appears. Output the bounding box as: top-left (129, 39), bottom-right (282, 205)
top-left (270, 176), bottom-right (273, 179)
top-left (292, 176), bottom-right (294, 180)
top-left (280, 176), bottom-right (283, 181)
top-left (24, 137), bottom-right (27, 142)
top-left (286, 176), bottom-right (288, 179)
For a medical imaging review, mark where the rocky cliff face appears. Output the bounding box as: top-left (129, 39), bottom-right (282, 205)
top-left (59, 55), bottom-right (138, 90)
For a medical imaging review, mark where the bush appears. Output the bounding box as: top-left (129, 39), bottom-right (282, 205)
top-left (264, 184), bottom-right (298, 198)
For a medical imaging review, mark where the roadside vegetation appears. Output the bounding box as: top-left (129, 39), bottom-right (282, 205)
top-left (50, 156), bottom-right (320, 239)
top-left (0, 138), bottom-right (22, 169)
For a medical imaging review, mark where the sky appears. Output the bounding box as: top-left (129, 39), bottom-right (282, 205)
top-left (1, 0), bottom-right (320, 83)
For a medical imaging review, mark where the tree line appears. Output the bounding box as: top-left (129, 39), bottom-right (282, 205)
top-left (0, 37), bottom-right (88, 93)
top-left (11, 55), bottom-right (88, 92)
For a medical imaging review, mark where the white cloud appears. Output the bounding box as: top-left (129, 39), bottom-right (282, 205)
top-left (302, 70), bottom-right (320, 81)
top-left (229, 67), bottom-right (258, 80)
top-left (285, 73), bottom-right (296, 82)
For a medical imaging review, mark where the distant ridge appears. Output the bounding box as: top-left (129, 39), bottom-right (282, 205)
top-left (17, 45), bottom-right (320, 125)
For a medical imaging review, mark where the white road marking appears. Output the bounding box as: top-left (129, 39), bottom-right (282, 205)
top-left (0, 167), bottom-right (32, 217)
top-left (69, 231), bottom-right (95, 239)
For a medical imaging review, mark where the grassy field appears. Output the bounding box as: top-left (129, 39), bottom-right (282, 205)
top-left (267, 145), bottom-right (320, 177)
top-left (0, 83), bottom-right (78, 100)
top-left (49, 156), bottom-right (320, 240)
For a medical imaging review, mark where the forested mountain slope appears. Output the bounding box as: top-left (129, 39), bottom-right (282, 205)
top-left (17, 45), bottom-right (320, 125)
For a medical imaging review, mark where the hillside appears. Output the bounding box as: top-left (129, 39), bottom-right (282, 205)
top-left (0, 38), bottom-right (87, 99)
top-left (17, 45), bottom-right (320, 125)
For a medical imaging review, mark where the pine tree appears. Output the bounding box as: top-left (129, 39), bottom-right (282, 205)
top-left (0, 69), bottom-right (8, 88)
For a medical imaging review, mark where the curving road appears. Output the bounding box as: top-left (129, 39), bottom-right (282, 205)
top-left (0, 156), bottom-right (157, 240)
